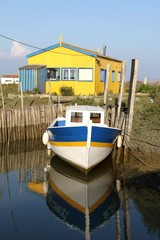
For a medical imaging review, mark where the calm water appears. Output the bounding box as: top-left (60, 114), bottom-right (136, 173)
top-left (0, 140), bottom-right (159, 240)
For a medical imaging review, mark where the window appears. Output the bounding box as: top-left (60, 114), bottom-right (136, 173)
top-left (78, 68), bottom-right (93, 81)
top-left (90, 113), bottom-right (101, 123)
top-left (100, 69), bottom-right (106, 82)
top-left (112, 71), bottom-right (115, 82)
top-left (62, 68), bottom-right (76, 80)
top-left (47, 68), bottom-right (60, 80)
top-left (71, 112), bottom-right (83, 123)
top-left (118, 71), bottom-right (121, 82)
top-left (6, 80), bottom-right (12, 82)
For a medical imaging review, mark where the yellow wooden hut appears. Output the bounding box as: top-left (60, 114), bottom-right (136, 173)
top-left (27, 40), bottom-right (123, 95)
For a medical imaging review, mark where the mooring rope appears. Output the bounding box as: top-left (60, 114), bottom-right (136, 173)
top-left (124, 136), bottom-right (159, 169)
top-left (124, 131), bottom-right (160, 148)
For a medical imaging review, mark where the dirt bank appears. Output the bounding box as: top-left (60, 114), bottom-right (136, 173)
top-left (120, 95), bottom-right (160, 181)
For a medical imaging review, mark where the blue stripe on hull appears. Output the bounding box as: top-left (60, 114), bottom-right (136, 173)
top-left (48, 126), bottom-right (87, 142)
top-left (91, 126), bottom-right (121, 142)
top-left (48, 126), bottom-right (121, 143)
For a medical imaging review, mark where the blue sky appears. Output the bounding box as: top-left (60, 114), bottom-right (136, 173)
top-left (0, 0), bottom-right (160, 80)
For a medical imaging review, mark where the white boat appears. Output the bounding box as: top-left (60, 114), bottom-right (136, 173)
top-left (45, 156), bottom-right (120, 237)
top-left (42, 105), bottom-right (121, 173)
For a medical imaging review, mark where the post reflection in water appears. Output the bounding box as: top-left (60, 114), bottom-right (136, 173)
top-left (44, 156), bottom-right (120, 239)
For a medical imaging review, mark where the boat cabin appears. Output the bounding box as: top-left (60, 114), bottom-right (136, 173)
top-left (65, 105), bottom-right (105, 126)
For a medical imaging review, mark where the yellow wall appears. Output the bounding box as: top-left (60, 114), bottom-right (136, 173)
top-left (95, 57), bottom-right (122, 94)
top-left (28, 46), bottom-right (96, 95)
top-left (28, 45), bottom-right (122, 95)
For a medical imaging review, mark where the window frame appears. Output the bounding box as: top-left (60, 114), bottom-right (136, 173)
top-left (90, 112), bottom-right (101, 123)
top-left (47, 68), bottom-right (60, 81)
top-left (62, 68), bottom-right (76, 81)
top-left (70, 112), bottom-right (83, 123)
top-left (118, 71), bottom-right (121, 82)
top-left (100, 69), bottom-right (106, 82)
top-left (112, 70), bottom-right (116, 82)
top-left (78, 68), bottom-right (93, 82)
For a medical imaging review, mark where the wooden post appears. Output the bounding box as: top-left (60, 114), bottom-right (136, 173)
top-left (0, 84), bottom-right (8, 142)
top-left (0, 83), bottom-right (5, 110)
top-left (48, 79), bottom-right (52, 105)
top-left (104, 64), bottom-right (110, 123)
top-left (126, 59), bottom-right (139, 145)
top-left (20, 82), bottom-right (25, 140)
top-left (123, 182), bottom-right (131, 240)
top-left (111, 107), bottom-right (116, 127)
top-left (20, 82), bottom-right (24, 110)
top-left (115, 61), bottom-right (126, 128)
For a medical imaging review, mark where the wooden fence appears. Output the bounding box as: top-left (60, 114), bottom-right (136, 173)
top-left (0, 103), bottom-right (127, 143)
top-left (0, 104), bottom-right (63, 143)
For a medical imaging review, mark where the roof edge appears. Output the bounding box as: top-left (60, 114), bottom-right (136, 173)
top-left (19, 64), bottom-right (46, 70)
top-left (26, 44), bottom-right (60, 58)
top-left (26, 41), bottom-right (122, 62)
top-left (26, 42), bottom-right (97, 58)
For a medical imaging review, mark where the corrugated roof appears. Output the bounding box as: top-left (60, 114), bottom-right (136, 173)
top-left (26, 42), bottom-right (122, 62)
top-left (1, 74), bottom-right (18, 78)
top-left (19, 64), bottom-right (46, 70)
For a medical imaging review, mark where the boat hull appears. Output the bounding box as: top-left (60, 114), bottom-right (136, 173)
top-left (47, 125), bottom-right (121, 173)
top-left (49, 144), bottom-right (113, 172)
top-left (46, 156), bottom-right (120, 232)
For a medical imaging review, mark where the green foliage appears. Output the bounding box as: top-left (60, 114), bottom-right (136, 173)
top-left (60, 86), bottom-right (74, 96)
top-left (149, 86), bottom-right (160, 99)
top-left (33, 88), bottom-right (40, 94)
top-left (136, 83), bottom-right (160, 99)
top-left (0, 84), bottom-right (18, 97)
top-left (109, 90), bottom-right (113, 94)
top-left (125, 88), bottom-right (130, 93)
top-left (51, 92), bottom-right (57, 96)
top-left (136, 83), bottom-right (150, 93)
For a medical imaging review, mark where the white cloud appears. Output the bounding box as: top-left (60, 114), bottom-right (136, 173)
top-left (0, 41), bottom-right (31, 59)
top-left (10, 42), bottom-right (31, 58)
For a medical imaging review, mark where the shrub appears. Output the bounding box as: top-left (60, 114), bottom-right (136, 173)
top-left (60, 86), bottom-right (74, 96)
top-left (149, 86), bottom-right (160, 99)
top-left (136, 83), bottom-right (150, 93)
top-left (33, 88), bottom-right (40, 94)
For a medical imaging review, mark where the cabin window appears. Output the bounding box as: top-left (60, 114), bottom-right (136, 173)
top-left (112, 71), bottom-right (115, 82)
top-left (78, 68), bottom-right (93, 81)
top-left (90, 113), bottom-right (101, 123)
top-left (71, 112), bottom-right (83, 123)
top-left (47, 68), bottom-right (60, 80)
top-left (62, 68), bottom-right (76, 80)
top-left (5, 80), bottom-right (12, 83)
top-left (118, 71), bottom-right (121, 82)
top-left (100, 69), bottom-right (106, 82)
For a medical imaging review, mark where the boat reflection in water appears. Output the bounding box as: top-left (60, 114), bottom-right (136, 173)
top-left (44, 155), bottom-right (120, 237)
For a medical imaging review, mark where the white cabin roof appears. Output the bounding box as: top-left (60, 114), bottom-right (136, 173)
top-left (65, 105), bottom-right (105, 126)
top-left (66, 105), bottom-right (104, 112)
